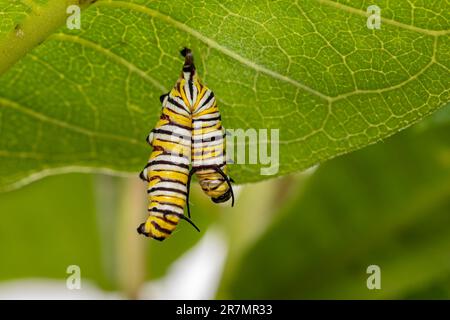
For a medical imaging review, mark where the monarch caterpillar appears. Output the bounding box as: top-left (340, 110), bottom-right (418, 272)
top-left (187, 50), bottom-right (234, 218)
top-left (138, 48), bottom-right (234, 241)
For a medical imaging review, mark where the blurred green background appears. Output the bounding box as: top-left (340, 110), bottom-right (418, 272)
top-left (0, 105), bottom-right (449, 299)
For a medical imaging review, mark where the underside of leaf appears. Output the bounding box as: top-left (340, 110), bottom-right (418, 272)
top-left (0, 0), bottom-right (448, 191)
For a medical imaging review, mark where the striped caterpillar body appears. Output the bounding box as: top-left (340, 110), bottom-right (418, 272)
top-left (138, 48), bottom-right (234, 241)
top-left (188, 62), bottom-right (234, 217)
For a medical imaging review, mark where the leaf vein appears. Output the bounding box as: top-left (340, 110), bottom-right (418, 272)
top-left (0, 96), bottom-right (141, 145)
top-left (95, 0), bottom-right (332, 101)
top-left (316, 0), bottom-right (450, 36)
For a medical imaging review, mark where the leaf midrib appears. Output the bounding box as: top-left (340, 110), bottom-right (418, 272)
top-left (1, 0), bottom-right (446, 97)
top-left (97, 0), bottom-right (447, 103)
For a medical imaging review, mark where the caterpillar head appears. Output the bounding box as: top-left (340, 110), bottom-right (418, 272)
top-left (212, 188), bottom-right (233, 204)
top-left (136, 223), bottom-right (165, 241)
top-left (137, 223), bottom-right (149, 236)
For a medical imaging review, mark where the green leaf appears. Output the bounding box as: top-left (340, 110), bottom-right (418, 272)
top-left (0, 173), bottom-right (111, 288)
top-left (0, 0), bottom-right (449, 190)
top-left (225, 121), bottom-right (450, 299)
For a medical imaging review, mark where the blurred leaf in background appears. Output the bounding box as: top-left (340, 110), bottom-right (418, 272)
top-left (0, 173), bottom-right (109, 288)
top-left (1, 111), bottom-right (450, 299)
top-left (225, 112), bottom-right (450, 299)
top-left (0, 171), bottom-right (220, 297)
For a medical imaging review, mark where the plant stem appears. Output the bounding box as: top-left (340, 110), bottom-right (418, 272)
top-left (0, 0), bottom-right (95, 75)
top-left (116, 176), bottom-right (147, 299)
